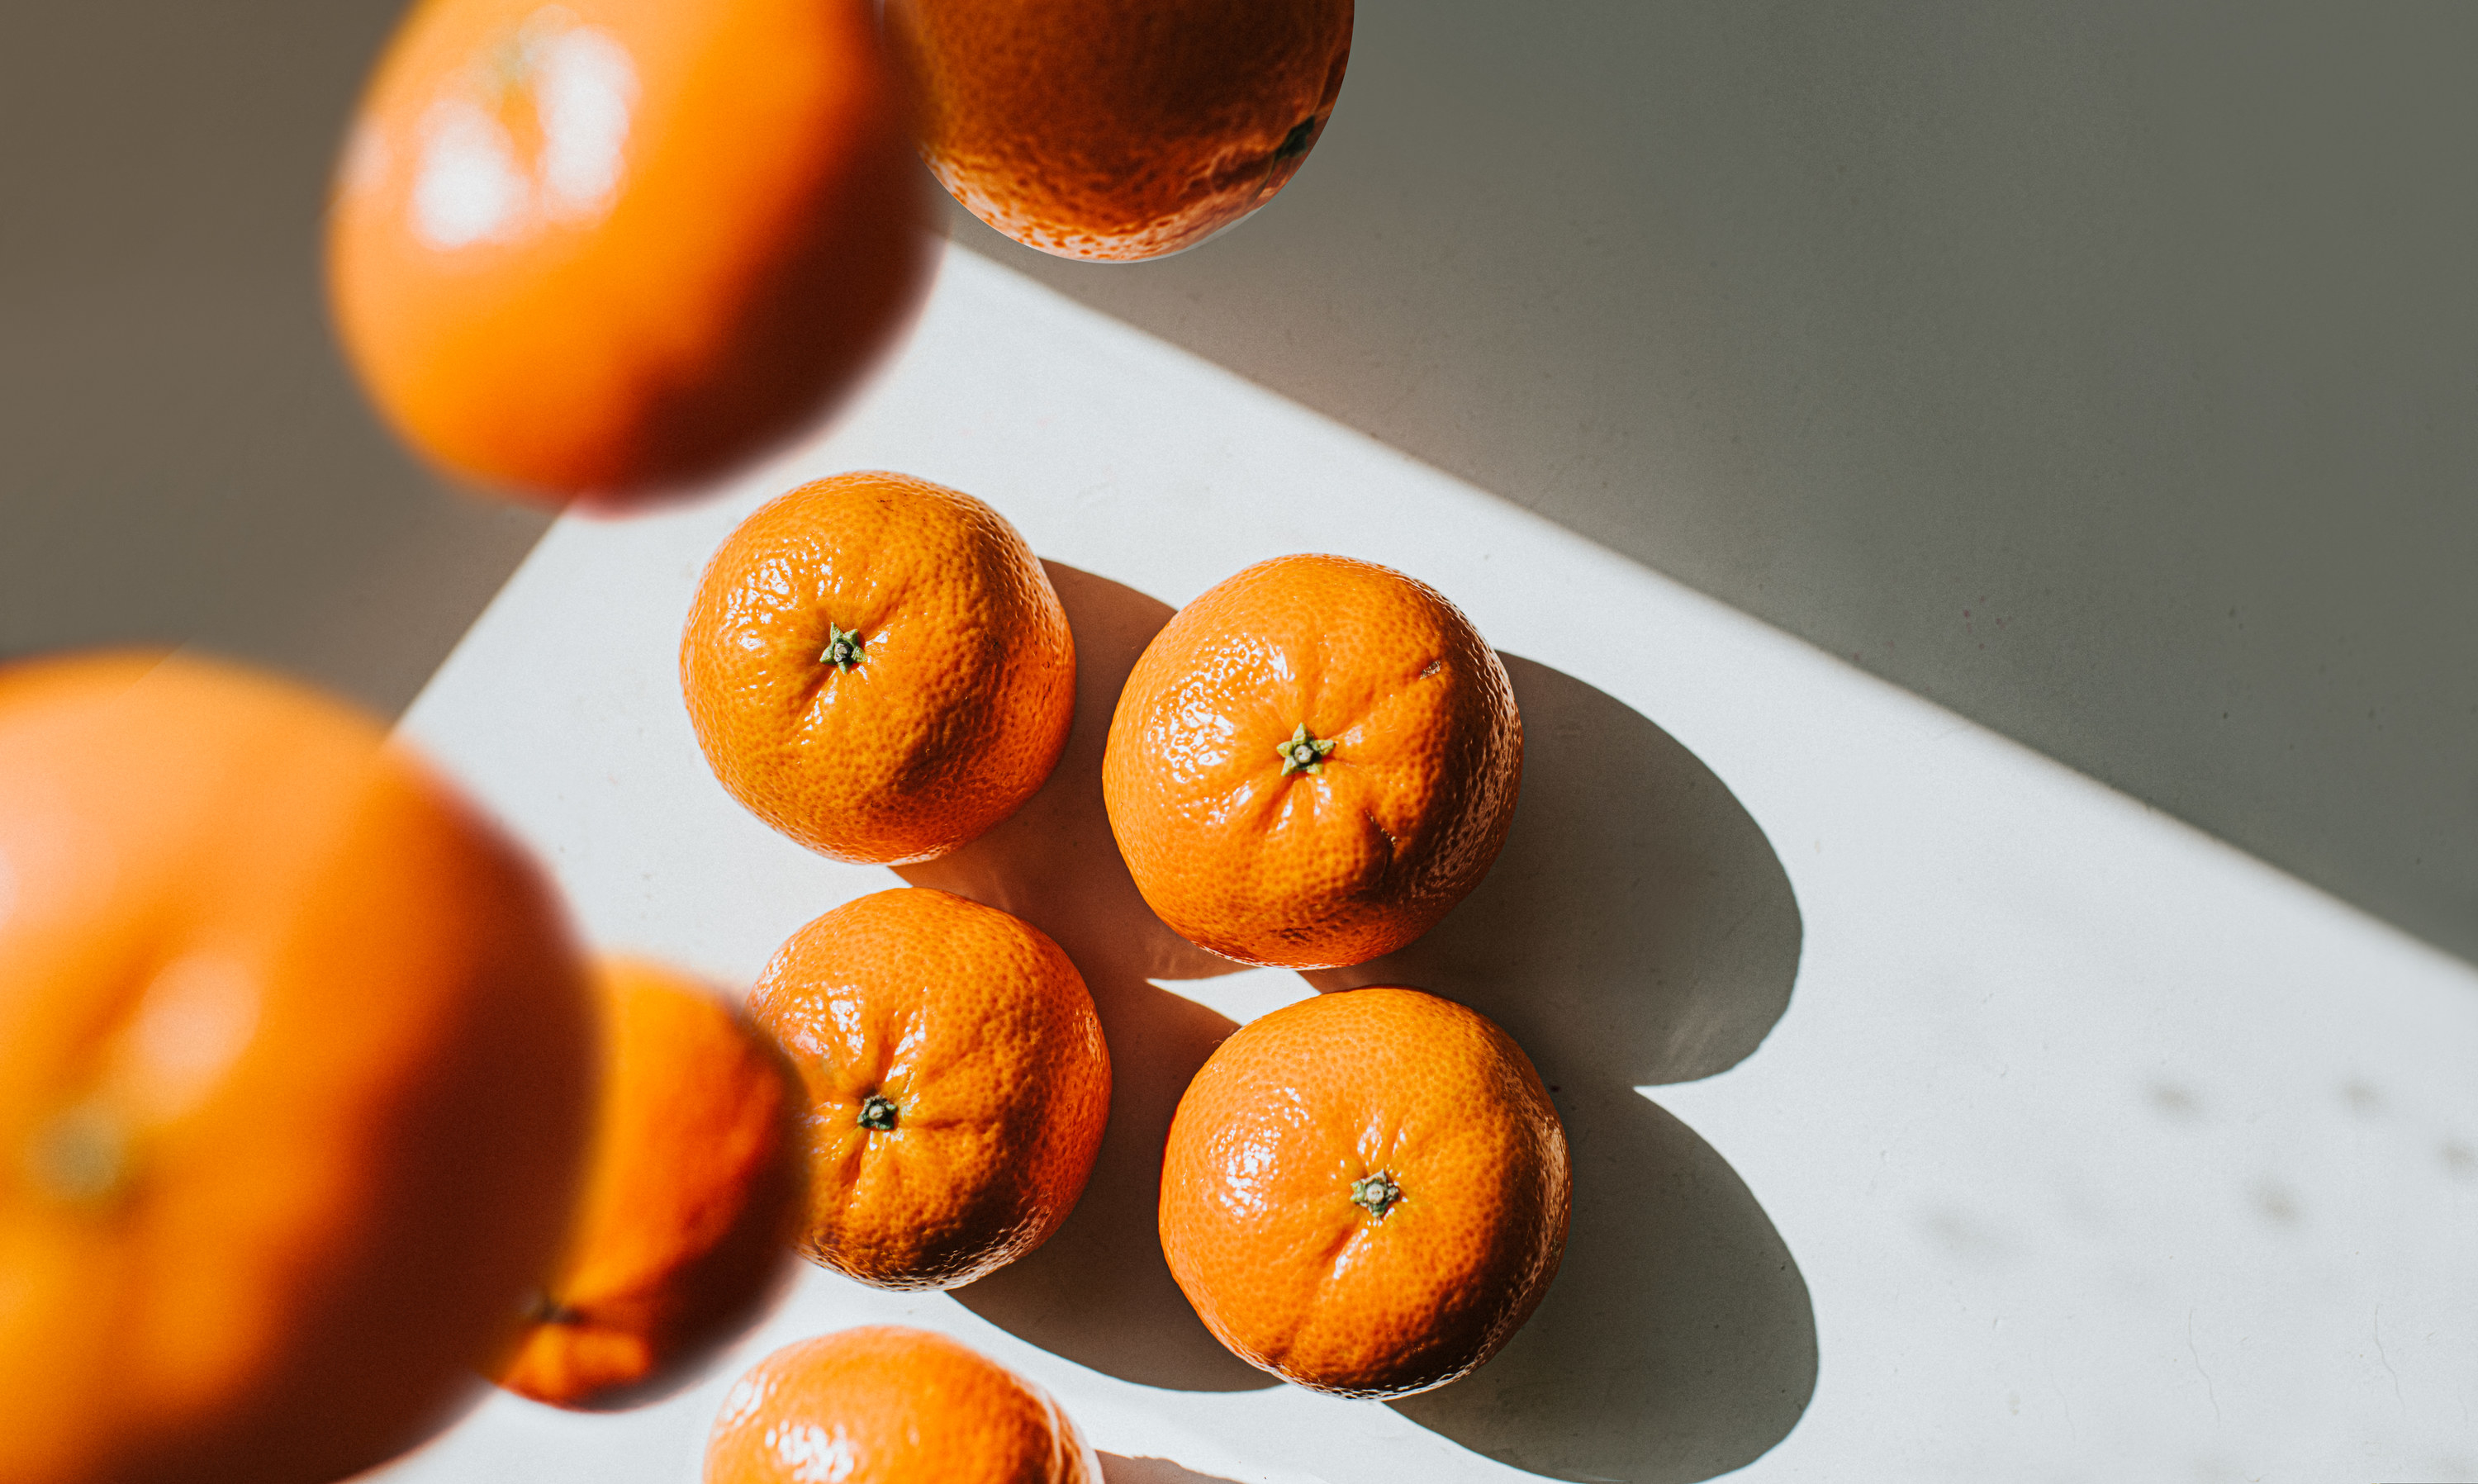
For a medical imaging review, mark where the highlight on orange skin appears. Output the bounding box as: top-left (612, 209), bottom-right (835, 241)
top-left (493, 957), bottom-right (803, 1411)
top-left (326, 0), bottom-right (934, 504)
top-left (0, 651), bottom-right (596, 1484)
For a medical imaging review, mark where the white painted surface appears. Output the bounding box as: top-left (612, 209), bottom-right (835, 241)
top-left (377, 246), bottom-right (2478, 1484)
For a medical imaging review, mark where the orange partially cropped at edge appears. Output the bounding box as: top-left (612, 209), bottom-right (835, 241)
top-left (327, 0), bottom-right (933, 504)
top-left (681, 472), bottom-right (1076, 865)
top-left (888, 0), bottom-right (1353, 260)
top-left (705, 1326), bottom-right (1102, 1484)
top-left (1103, 553), bottom-right (1522, 969)
top-left (494, 957), bottom-right (802, 1411)
top-left (0, 652), bottom-right (596, 1484)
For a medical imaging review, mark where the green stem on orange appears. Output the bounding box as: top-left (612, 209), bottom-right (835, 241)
top-left (1276, 723), bottom-right (1336, 777)
top-left (1351, 1172), bottom-right (1404, 1218)
top-left (857, 1093), bottom-right (899, 1131)
top-left (819, 623), bottom-right (866, 670)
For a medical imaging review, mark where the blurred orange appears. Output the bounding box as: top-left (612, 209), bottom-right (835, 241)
top-left (494, 956), bottom-right (801, 1410)
top-left (327, 0), bottom-right (932, 503)
top-left (0, 652), bottom-right (596, 1484)
top-left (681, 472), bottom-right (1076, 865)
top-left (705, 1325), bottom-right (1101, 1484)
top-left (749, 888), bottom-right (1109, 1288)
top-left (889, 0), bottom-right (1354, 260)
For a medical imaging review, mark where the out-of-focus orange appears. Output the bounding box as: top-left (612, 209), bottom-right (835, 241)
top-left (494, 956), bottom-right (801, 1411)
top-left (705, 1325), bottom-right (1101, 1484)
top-left (1103, 553), bottom-right (1522, 969)
top-left (887, 0), bottom-right (1353, 260)
top-left (0, 652), bottom-right (596, 1484)
top-left (748, 888), bottom-right (1109, 1289)
top-left (326, 0), bottom-right (933, 504)
top-left (1160, 985), bottom-right (1570, 1396)
top-left (681, 472), bottom-right (1076, 865)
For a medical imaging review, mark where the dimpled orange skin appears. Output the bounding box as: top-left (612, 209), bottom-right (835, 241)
top-left (327, 0), bottom-right (932, 503)
top-left (1101, 554), bottom-right (1521, 970)
top-left (0, 652), bottom-right (596, 1484)
top-left (1160, 985), bottom-right (1570, 1397)
top-left (887, 0), bottom-right (1353, 260)
top-left (705, 1326), bottom-right (1101, 1484)
top-left (494, 958), bottom-right (802, 1411)
top-left (749, 889), bottom-right (1110, 1289)
top-left (682, 472), bottom-right (1077, 865)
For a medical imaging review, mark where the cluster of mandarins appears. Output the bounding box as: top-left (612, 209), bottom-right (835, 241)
top-left (0, 0), bottom-right (1585, 1480)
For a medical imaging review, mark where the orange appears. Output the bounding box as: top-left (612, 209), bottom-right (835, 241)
top-left (1102, 553), bottom-right (1522, 970)
top-left (1159, 985), bottom-right (1570, 1396)
top-left (0, 652), bottom-right (596, 1484)
top-left (494, 956), bottom-right (802, 1411)
top-left (705, 1325), bottom-right (1100, 1484)
top-left (681, 471), bottom-right (1076, 865)
top-left (748, 887), bottom-right (1109, 1289)
top-left (326, 0), bottom-right (932, 503)
top-left (887, 0), bottom-right (1354, 260)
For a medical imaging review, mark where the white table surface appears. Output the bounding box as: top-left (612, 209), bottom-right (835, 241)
top-left (375, 244), bottom-right (2477, 1484)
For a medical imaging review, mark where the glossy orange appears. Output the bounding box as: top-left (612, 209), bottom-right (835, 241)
top-left (749, 888), bottom-right (1109, 1289)
top-left (494, 957), bottom-right (800, 1411)
top-left (1160, 985), bottom-right (1570, 1396)
top-left (681, 472), bottom-right (1076, 865)
top-left (0, 652), bottom-right (595, 1484)
top-left (327, 0), bottom-right (932, 503)
top-left (888, 0), bottom-right (1353, 260)
top-left (1103, 553), bottom-right (1522, 969)
top-left (705, 1325), bottom-right (1100, 1484)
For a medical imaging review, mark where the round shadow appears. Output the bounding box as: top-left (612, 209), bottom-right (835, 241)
top-left (897, 562), bottom-right (1269, 1392)
top-left (1310, 655), bottom-right (1817, 1481)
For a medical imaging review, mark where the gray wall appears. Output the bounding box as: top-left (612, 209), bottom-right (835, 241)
top-left (0, 1), bottom-right (550, 719)
top-left (4, 1), bottom-right (2470, 963)
top-left (959, 1), bottom-right (2478, 964)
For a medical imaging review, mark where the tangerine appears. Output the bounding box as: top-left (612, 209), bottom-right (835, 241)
top-left (887, 0), bottom-right (1353, 260)
top-left (705, 1325), bottom-right (1100, 1484)
top-left (748, 888), bottom-right (1109, 1289)
top-left (0, 652), bottom-right (595, 1484)
top-left (1159, 984), bottom-right (1570, 1396)
top-left (327, 0), bottom-right (932, 502)
top-left (493, 956), bottom-right (802, 1411)
top-left (681, 471), bottom-right (1076, 865)
top-left (1103, 553), bottom-right (1521, 969)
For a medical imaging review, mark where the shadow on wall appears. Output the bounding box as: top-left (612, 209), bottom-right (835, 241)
top-left (912, 567), bottom-right (1816, 1478)
top-left (1100, 1456), bottom-right (1242, 1484)
top-left (1310, 657), bottom-right (1814, 1482)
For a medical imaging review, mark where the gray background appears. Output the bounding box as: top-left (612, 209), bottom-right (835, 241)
top-left (3, 0), bottom-right (2471, 961)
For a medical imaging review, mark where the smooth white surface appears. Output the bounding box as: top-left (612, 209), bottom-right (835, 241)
top-left (379, 245), bottom-right (2477, 1484)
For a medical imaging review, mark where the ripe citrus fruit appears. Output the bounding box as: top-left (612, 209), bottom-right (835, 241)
top-left (705, 1325), bottom-right (1100, 1484)
top-left (1160, 985), bottom-right (1570, 1396)
top-left (681, 472), bottom-right (1076, 865)
top-left (494, 956), bottom-right (802, 1411)
top-left (886, 0), bottom-right (1353, 260)
top-left (0, 652), bottom-right (596, 1484)
top-left (327, 0), bottom-right (932, 503)
top-left (1102, 553), bottom-right (1522, 970)
top-left (749, 888), bottom-right (1109, 1288)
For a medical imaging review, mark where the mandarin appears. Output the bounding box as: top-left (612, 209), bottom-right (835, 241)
top-left (0, 652), bottom-right (595, 1484)
top-left (1159, 985), bottom-right (1571, 1397)
top-left (494, 956), bottom-right (802, 1411)
top-left (681, 472), bottom-right (1076, 865)
top-left (887, 0), bottom-right (1353, 260)
top-left (327, 0), bottom-right (932, 503)
top-left (1102, 553), bottom-right (1521, 969)
top-left (705, 1325), bottom-right (1100, 1484)
top-left (749, 888), bottom-right (1109, 1289)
